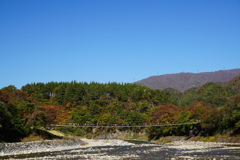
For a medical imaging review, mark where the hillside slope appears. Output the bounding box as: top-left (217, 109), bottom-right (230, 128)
top-left (134, 68), bottom-right (240, 92)
top-left (226, 74), bottom-right (240, 91)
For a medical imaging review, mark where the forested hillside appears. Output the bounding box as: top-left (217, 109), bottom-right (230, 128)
top-left (0, 75), bottom-right (240, 142)
top-left (135, 68), bottom-right (240, 91)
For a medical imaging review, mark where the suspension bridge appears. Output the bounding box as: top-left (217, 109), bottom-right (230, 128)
top-left (50, 122), bottom-right (200, 128)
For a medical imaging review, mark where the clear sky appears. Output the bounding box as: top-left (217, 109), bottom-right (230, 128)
top-left (1, 0), bottom-right (240, 89)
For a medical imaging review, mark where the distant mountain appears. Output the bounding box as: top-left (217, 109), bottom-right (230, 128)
top-left (134, 68), bottom-right (240, 92)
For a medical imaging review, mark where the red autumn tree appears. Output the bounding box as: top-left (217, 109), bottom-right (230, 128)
top-left (152, 104), bottom-right (180, 123)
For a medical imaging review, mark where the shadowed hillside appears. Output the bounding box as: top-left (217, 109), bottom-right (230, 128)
top-left (134, 69), bottom-right (240, 92)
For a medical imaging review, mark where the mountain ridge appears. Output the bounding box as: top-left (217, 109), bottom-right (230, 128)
top-left (134, 68), bottom-right (240, 92)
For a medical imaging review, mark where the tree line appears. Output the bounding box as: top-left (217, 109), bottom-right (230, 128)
top-left (0, 75), bottom-right (239, 142)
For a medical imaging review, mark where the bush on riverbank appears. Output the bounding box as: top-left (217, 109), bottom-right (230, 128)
top-left (189, 136), bottom-right (240, 143)
top-left (56, 126), bottom-right (86, 137)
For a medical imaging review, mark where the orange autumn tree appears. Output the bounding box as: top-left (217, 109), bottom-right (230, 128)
top-left (149, 104), bottom-right (180, 138)
top-left (186, 101), bottom-right (221, 135)
top-left (187, 101), bottom-right (211, 121)
top-left (44, 105), bottom-right (71, 124)
top-left (56, 109), bottom-right (71, 124)
top-left (152, 104), bottom-right (180, 124)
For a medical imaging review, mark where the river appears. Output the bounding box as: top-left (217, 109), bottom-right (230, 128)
top-left (1, 139), bottom-right (240, 159)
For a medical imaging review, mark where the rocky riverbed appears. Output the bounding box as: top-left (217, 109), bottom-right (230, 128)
top-left (0, 139), bottom-right (240, 159)
top-left (0, 139), bottom-right (87, 156)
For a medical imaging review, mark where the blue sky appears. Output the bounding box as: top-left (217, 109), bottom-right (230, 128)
top-left (1, 0), bottom-right (240, 89)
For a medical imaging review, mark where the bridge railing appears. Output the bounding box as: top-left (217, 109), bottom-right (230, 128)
top-left (49, 121), bottom-right (201, 128)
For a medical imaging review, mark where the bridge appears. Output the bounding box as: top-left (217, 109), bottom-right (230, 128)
top-left (50, 122), bottom-right (200, 128)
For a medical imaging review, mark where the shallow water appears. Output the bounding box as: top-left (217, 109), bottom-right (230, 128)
top-left (1, 140), bottom-right (240, 160)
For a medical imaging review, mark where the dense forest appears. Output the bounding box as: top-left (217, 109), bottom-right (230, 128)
top-left (0, 75), bottom-right (240, 142)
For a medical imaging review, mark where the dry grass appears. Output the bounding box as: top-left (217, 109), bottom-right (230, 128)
top-left (47, 130), bottom-right (65, 137)
top-left (21, 135), bottom-right (44, 142)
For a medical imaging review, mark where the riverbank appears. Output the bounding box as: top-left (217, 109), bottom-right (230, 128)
top-left (1, 138), bottom-right (240, 159)
top-left (0, 138), bottom-right (134, 158)
top-left (0, 138), bottom-right (86, 157)
top-left (151, 135), bottom-right (240, 143)
top-left (1, 135), bottom-right (240, 156)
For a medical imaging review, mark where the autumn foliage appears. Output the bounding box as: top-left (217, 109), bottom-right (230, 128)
top-left (0, 75), bottom-right (240, 142)
top-left (152, 104), bottom-right (179, 123)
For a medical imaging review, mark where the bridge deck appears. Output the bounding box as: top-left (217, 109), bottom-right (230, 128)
top-left (50, 122), bottom-right (200, 128)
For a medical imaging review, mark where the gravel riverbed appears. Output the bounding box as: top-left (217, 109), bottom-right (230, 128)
top-left (0, 139), bottom-right (240, 159)
top-left (0, 139), bottom-right (87, 156)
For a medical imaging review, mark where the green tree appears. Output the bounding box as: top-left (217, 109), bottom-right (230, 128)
top-left (221, 94), bottom-right (240, 132)
top-left (0, 101), bottom-right (13, 129)
top-left (1, 85), bottom-right (17, 92)
top-left (71, 106), bottom-right (91, 124)
top-left (0, 101), bottom-right (27, 142)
